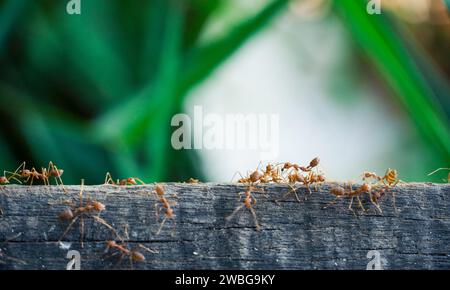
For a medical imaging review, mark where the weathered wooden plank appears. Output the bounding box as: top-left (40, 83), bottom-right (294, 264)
top-left (0, 183), bottom-right (449, 269)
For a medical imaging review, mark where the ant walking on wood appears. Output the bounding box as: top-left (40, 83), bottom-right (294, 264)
top-left (5, 162), bottom-right (42, 185)
top-left (277, 157), bottom-right (325, 203)
top-left (153, 184), bottom-right (177, 236)
top-left (323, 183), bottom-right (373, 216)
top-left (226, 186), bottom-right (262, 231)
top-left (104, 172), bottom-right (145, 186)
top-left (57, 179), bottom-right (116, 247)
top-left (4, 161), bottom-right (67, 193)
top-left (103, 226), bottom-right (158, 269)
top-left (362, 168), bottom-right (401, 213)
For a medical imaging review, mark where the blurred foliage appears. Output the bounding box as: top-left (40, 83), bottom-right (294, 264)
top-left (333, 0), bottom-right (450, 182)
top-left (0, 0), bottom-right (449, 183)
top-left (0, 0), bottom-right (287, 184)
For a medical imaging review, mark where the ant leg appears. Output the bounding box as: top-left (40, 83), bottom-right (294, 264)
top-left (248, 205), bottom-right (261, 231)
top-left (133, 177), bottom-right (146, 185)
top-left (58, 216), bottom-right (79, 243)
top-left (348, 198), bottom-right (357, 217)
top-left (276, 184), bottom-right (300, 204)
top-left (3, 171), bottom-right (22, 184)
top-left (289, 184), bottom-right (302, 202)
top-left (371, 200), bottom-right (383, 214)
top-left (51, 163), bottom-right (68, 194)
top-left (428, 168), bottom-right (450, 176)
top-left (104, 172), bottom-right (115, 185)
top-left (113, 253), bottom-right (125, 269)
top-left (9, 162), bottom-right (25, 180)
top-left (170, 219), bottom-right (177, 237)
top-left (139, 244), bottom-right (159, 254)
top-left (367, 192), bottom-right (383, 214)
top-left (230, 171), bottom-right (244, 183)
top-left (29, 174), bottom-right (35, 186)
top-left (251, 186), bottom-right (268, 199)
top-left (356, 196), bottom-right (366, 212)
top-left (79, 179), bottom-right (85, 207)
top-left (392, 192), bottom-right (398, 214)
top-left (225, 204), bottom-right (245, 222)
top-left (154, 204), bottom-right (161, 219)
top-left (124, 225), bottom-right (129, 240)
top-left (80, 216), bottom-right (85, 248)
top-left (92, 216), bottom-right (118, 238)
top-left (322, 197), bottom-right (340, 209)
top-left (156, 216), bottom-right (167, 236)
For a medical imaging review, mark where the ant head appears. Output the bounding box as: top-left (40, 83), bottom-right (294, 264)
top-left (50, 169), bottom-right (64, 177)
top-left (132, 251), bottom-right (145, 262)
top-left (361, 183), bottom-right (371, 192)
top-left (309, 157), bottom-right (320, 168)
top-left (249, 171), bottom-right (261, 182)
top-left (92, 201), bottom-right (106, 211)
top-left (166, 207), bottom-right (174, 217)
top-left (0, 176), bottom-right (9, 184)
top-left (317, 174), bottom-right (325, 182)
top-left (386, 168), bottom-right (397, 175)
top-left (155, 184), bottom-right (165, 196)
top-left (283, 162), bottom-right (291, 170)
top-left (106, 240), bottom-right (117, 248)
top-left (126, 178), bottom-right (137, 185)
top-left (330, 186), bottom-right (345, 196)
top-left (59, 208), bottom-right (74, 220)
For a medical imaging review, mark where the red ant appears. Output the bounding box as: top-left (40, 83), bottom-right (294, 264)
top-left (361, 168), bottom-right (401, 213)
top-left (0, 175), bottom-right (15, 185)
top-left (41, 161), bottom-right (65, 187)
top-left (5, 161), bottom-right (66, 189)
top-left (6, 162), bottom-right (42, 185)
top-left (299, 157), bottom-right (320, 172)
top-left (58, 179), bottom-right (116, 247)
top-left (277, 158), bottom-right (325, 202)
top-left (104, 172), bottom-right (145, 186)
top-left (153, 184), bottom-right (177, 235)
top-left (263, 163), bottom-right (284, 183)
top-left (186, 178), bottom-right (200, 184)
top-left (226, 186), bottom-right (261, 231)
top-left (0, 176), bottom-right (7, 184)
top-left (104, 226), bottom-right (158, 269)
top-left (323, 183), bottom-right (373, 216)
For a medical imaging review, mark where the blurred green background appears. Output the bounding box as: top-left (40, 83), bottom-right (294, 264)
top-left (0, 0), bottom-right (449, 184)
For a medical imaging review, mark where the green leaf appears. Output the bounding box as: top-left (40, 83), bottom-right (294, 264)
top-left (0, 0), bottom-right (28, 55)
top-left (334, 0), bottom-right (450, 168)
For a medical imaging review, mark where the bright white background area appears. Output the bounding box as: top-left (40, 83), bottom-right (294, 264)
top-left (185, 3), bottom-right (430, 182)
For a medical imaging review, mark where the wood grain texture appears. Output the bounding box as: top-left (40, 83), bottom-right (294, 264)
top-left (0, 183), bottom-right (449, 270)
